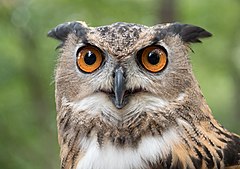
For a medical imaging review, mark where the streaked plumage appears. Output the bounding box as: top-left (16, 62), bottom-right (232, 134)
top-left (48, 21), bottom-right (240, 169)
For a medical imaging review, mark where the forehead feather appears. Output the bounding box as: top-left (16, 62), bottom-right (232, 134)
top-left (86, 22), bottom-right (158, 56)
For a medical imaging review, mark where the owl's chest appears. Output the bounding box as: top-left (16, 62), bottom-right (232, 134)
top-left (76, 129), bottom-right (180, 169)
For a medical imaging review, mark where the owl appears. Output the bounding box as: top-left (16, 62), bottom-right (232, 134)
top-left (48, 21), bottom-right (240, 169)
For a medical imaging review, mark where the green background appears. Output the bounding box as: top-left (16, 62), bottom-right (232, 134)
top-left (0, 0), bottom-right (239, 168)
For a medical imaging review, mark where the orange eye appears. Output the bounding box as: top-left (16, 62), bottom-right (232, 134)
top-left (77, 46), bottom-right (103, 73)
top-left (139, 46), bottom-right (167, 73)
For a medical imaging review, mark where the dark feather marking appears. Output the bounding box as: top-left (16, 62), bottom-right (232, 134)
top-left (207, 137), bottom-right (215, 147)
top-left (59, 112), bottom-right (68, 125)
top-left (181, 122), bottom-right (202, 148)
top-left (156, 127), bottom-right (163, 136)
top-left (118, 136), bottom-right (126, 145)
top-left (63, 116), bottom-right (71, 132)
top-left (61, 157), bottom-right (67, 169)
top-left (81, 116), bottom-right (96, 138)
top-left (190, 156), bottom-right (202, 169)
top-left (175, 106), bottom-right (195, 123)
top-left (216, 160), bottom-right (221, 169)
top-left (148, 121), bottom-right (157, 136)
top-left (218, 137), bottom-right (228, 143)
top-left (148, 119), bottom-right (163, 136)
top-left (192, 147), bottom-right (204, 168)
top-left (110, 131), bottom-right (115, 144)
top-left (145, 154), bottom-right (172, 169)
top-left (197, 128), bottom-right (216, 147)
top-left (165, 153), bottom-right (172, 169)
top-left (192, 128), bottom-right (202, 147)
top-left (175, 159), bottom-right (184, 169)
top-left (181, 135), bottom-right (191, 148)
top-left (194, 146), bottom-right (203, 159)
top-left (97, 131), bottom-right (104, 147)
top-left (209, 121), bottom-right (232, 139)
top-left (65, 129), bottom-right (81, 169)
top-left (202, 145), bottom-right (214, 168)
top-left (62, 133), bottom-right (69, 144)
top-left (146, 161), bottom-right (164, 169)
top-left (216, 149), bottom-right (223, 160)
top-left (60, 110), bottom-right (72, 132)
top-left (86, 125), bottom-right (95, 137)
top-left (71, 129), bottom-right (81, 167)
top-left (70, 149), bottom-right (79, 169)
top-left (67, 136), bottom-right (74, 149)
top-left (223, 134), bottom-right (240, 167)
top-left (152, 31), bottom-right (167, 43)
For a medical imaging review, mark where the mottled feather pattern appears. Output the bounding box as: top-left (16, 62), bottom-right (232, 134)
top-left (48, 21), bottom-right (240, 169)
top-left (57, 93), bottom-right (240, 169)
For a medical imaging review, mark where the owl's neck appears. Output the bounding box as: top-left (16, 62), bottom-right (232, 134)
top-left (57, 90), bottom-right (220, 168)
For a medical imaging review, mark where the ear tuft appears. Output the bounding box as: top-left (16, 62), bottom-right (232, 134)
top-left (179, 24), bottom-right (212, 43)
top-left (47, 21), bottom-right (87, 42)
top-left (168, 23), bottom-right (212, 43)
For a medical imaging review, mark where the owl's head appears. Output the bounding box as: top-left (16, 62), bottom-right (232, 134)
top-left (48, 21), bottom-right (211, 119)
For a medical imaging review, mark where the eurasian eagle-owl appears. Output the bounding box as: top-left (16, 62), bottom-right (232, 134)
top-left (48, 21), bottom-right (240, 169)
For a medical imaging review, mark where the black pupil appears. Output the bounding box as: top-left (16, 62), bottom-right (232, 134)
top-left (84, 51), bottom-right (96, 65)
top-left (148, 51), bottom-right (160, 65)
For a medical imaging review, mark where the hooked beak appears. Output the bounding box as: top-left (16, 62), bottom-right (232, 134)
top-left (113, 66), bottom-right (126, 109)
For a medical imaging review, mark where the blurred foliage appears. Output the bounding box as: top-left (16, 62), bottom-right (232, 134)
top-left (0, 0), bottom-right (239, 168)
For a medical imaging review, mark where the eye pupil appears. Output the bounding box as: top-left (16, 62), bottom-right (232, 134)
top-left (84, 51), bottom-right (96, 65)
top-left (148, 51), bottom-right (160, 65)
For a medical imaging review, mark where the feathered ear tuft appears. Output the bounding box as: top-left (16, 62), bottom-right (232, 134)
top-left (179, 24), bottom-right (212, 43)
top-left (168, 23), bottom-right (212, 43)
top-left (47, 21), bottom-right (87, 44)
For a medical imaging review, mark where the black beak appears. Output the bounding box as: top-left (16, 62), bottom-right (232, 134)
top-left (113, 66), bottom-right (126, 109)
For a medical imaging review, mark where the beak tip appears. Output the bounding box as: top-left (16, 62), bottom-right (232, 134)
top-left (116, 105), bottom-right (123, 109)
top-left (114, 100), bottom-right (124, 109)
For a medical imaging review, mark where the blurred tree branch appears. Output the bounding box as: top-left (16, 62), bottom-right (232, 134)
top-left (158, 0), bottom-right (176, 23)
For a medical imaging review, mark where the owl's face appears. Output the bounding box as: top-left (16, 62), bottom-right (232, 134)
top-left (50, 21), bottom-right (211, 122)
